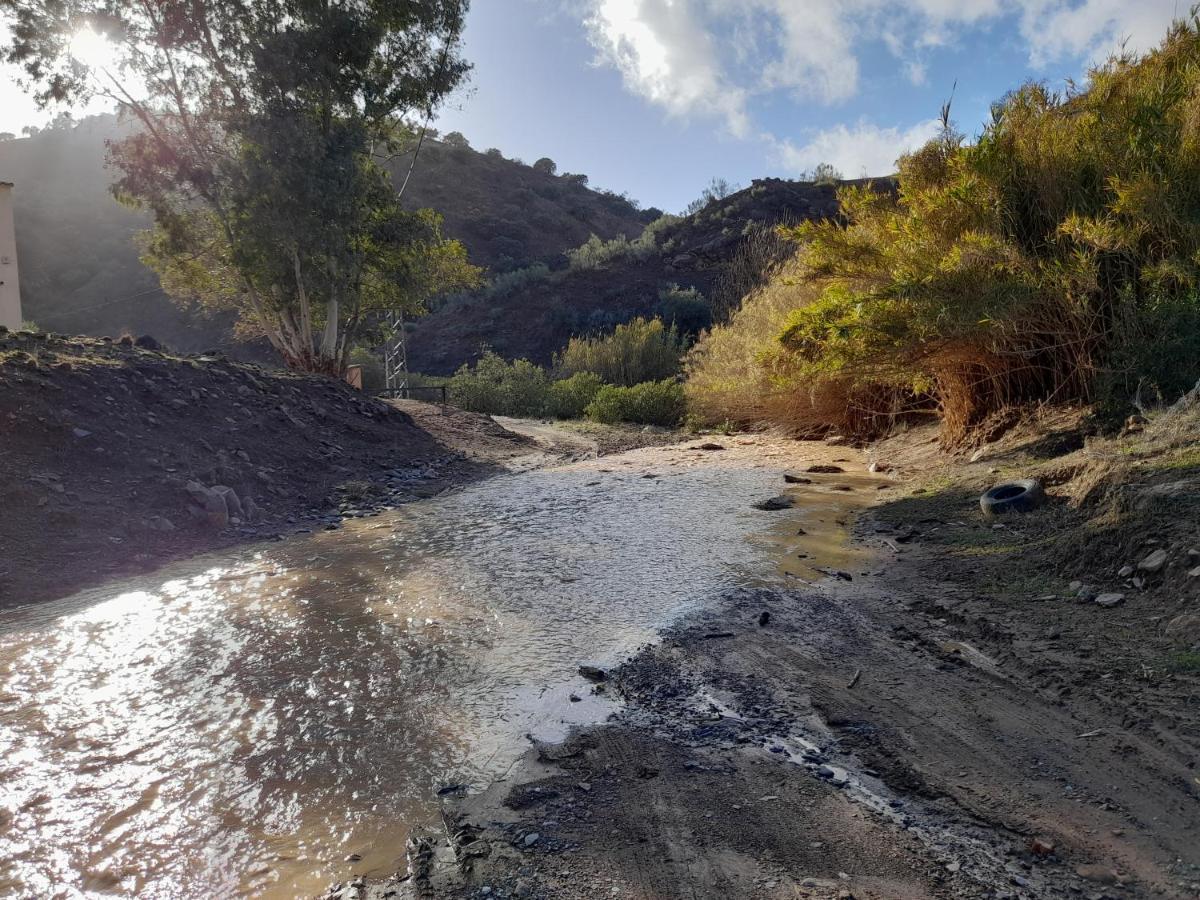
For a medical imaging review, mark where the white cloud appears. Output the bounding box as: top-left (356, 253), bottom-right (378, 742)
top-left (773, 119), bottom-right (944, 178)
top-left (582, 0), bottom-right (1182, 143)
top-left (1018, 0), bottom-right (1182, 68)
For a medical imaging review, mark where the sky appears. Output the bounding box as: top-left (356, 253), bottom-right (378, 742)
top-left (0, 0), bottom-right (1188, 212)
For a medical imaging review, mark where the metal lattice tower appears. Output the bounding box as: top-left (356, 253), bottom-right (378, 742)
top-left (383, 310), bottom-right (408, 397)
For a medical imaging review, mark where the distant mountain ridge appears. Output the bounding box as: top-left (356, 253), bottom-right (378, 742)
top-left (0, 115), bottom-right (651, 353)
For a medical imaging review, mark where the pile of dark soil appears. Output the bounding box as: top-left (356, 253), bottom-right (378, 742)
top-left (0, 330), bottom-right (534, 608)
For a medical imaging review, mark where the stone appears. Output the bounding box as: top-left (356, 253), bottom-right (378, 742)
top-left (71, 427), bottom-right (92, 439)
top-left (805, 464), bottom-right (844, 474)
top-left (523, 832), bottom-right (540, 847)
top-left (758, 611), bottom-right (770, 627)
top-left (1030, 838), bottom-right (1056, 856)
top-left (1118, 565), bottom-right (1134, 578)
top-left (1137, 548), bottom-right (1168, 573)
top-left (1075, 864), bottom-right (1120, 884)
top-left (185, 481), bottom-right (229, 529)
top-left (147, 516), bottom-right (175, 533)
top-left (578, 665), bottom-right (607, 682)
top-left (753, 495), bottom-right (794, 511)
top-left (1188, 566), bottom-right (1200, 578)
top-left (212, 485), bottom-right (244, 519)
top-left (242, 496), bottom-right (260, 523)
top-left (1165, 612), bottom-right (1200, 647)
top-left (697, 442), bottom-right (725, 451)
top-left (134, 334), bottom-right (161, 350)
top-left (1095, 593), bottom-right (1125, 608)
top-left (783, 474), bottom-right (812, 484)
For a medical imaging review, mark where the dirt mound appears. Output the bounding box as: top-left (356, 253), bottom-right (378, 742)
top-left (0, 329), bottom-right (534, 607)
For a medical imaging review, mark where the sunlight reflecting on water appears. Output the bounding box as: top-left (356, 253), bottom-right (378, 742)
top-left (0, 439), bottom-right (867, 897)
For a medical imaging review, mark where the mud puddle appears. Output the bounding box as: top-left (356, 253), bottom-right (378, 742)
top-left (0, 436), bottom-right (866, 898)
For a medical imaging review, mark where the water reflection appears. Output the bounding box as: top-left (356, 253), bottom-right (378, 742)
top-left (0, 441), bottom-right (868, 897)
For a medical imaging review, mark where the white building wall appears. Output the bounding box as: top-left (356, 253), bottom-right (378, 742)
top-left (0, 183), bottom-right (21, 331)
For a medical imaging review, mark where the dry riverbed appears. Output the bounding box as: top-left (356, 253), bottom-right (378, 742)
top-left (335, 428), bottom-right (1200, 900)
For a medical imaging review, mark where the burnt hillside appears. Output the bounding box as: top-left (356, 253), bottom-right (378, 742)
top-left (0, 117), bottom-right (649, 354)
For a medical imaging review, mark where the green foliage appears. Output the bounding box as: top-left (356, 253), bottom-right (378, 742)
top-left (546, 371), bottom-right (605, 418)
top-left (3, 0), bottom-right (474, 374)
top-left (565, 214), bottom-right (680, 271)
top-left (685, 177), bottom-right (737, 216)
top-left (533, 157), bottom-right (557, 175)
top-left (557, 317), bottom-right (684, 386)
top-left (447, 349), bottom-right (550, 417)
top-left (808, 162), bottom-right (843, 185)
top-left (585, 380), bottom-right (686, 426)
top-left (655, 284), bottom-right (711, 335)
top-left (691, 17), bottom-right (1200, 440)
top-left (482, 264), bottom-right (551, 300)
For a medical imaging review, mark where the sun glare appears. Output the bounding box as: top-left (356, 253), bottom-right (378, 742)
top-left (69, 26), bottom-right (118, 71)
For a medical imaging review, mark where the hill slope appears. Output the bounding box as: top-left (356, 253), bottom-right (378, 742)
top-left (406, 178), bottom-right (874, 375)
top-left (0, 117), bottom-right (650, 353)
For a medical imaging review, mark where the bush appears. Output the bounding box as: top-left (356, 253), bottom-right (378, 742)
top-left (557, 317), bottom-right (684, 386)
top-left (546, 371), bottom-right (605, 418)
top-left (483, 264), bottom-right (550, 299)
top-left (447, 350), bottom-right (549, 417)
top-left (691, 18), bottom-right (1200, 442)
top-left (585, 380), bottom-right (686, 426)
top-left (655, 284), bottom-right (711, 335)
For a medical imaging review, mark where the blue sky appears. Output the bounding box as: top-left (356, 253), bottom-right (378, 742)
top-left (1, 1), bottom-right (1186, 212)
top-left (433, 0), bottom-right (1183, 211)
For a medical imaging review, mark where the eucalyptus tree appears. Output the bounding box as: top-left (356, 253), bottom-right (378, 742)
top-left (2, 0), bottom-right (478, 372)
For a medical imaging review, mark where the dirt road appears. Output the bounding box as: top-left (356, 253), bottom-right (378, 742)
top-left (348, 435), bottom-right (1200, 900)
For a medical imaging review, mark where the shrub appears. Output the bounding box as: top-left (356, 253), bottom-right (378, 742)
top-left (655, 284), bottom-right (711, 335)
top-left (546, 371), bottom-right (605, 418)
top-left (585, 380), bottom-right (686, 426)
top-left (483, 263), bottom-right (550, 299)
top-left (691, 17), bottom-right (1200, 442)
top-left (533, 157), bottom-right (557, 175)
top-left (557, 317), bottom-right (684, 386)
top-left (447, 350), bottom-right (549, 417)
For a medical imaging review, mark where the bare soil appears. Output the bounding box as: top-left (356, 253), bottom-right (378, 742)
top-left (343, 425), bottom-right (1200, 900)
top-left (0, 332), bottom-right (543, 608)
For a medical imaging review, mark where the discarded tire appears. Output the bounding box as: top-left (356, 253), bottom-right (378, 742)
top-left (980, 479), bottom-right (1044, 516)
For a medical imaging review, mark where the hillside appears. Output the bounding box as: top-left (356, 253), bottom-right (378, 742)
top-left (405, 177), bottom-right (875, 375)
top-left (0, 117), bottom-right (650, 354)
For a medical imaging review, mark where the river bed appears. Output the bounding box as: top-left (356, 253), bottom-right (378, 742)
top-left (0, 437), bottom-right (870, 898)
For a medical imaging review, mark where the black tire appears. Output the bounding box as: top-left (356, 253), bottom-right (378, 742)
top-left (980, 479), bottom-right (1044, 516)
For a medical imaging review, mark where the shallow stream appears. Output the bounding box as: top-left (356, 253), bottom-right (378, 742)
top-left (0, 438), bottom-right (870, 897)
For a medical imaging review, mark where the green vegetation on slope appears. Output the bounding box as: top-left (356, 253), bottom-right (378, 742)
top-left (689, 17), bottom-right (1200, 440)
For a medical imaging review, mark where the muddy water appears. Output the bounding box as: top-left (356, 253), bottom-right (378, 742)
top-left (0, 438), bottom-right (873, 898)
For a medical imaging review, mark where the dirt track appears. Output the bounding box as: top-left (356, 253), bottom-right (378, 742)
top-left (343, 436), bottom-right (1200, 900)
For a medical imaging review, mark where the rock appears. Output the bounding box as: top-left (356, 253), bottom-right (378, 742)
top-left (71, 427), bottom-right (92, 439)
top-left (1030, 838), bottom-right (1056, 856)
top-left (147, 516), bottom-right (175, 533)
top-left (1118, 565), bottom-right (1134, 578)
top-left (134, 334), bottom-right (161, 350)
top-left (578, 665), bottom-right (607, 682)
top-left (1095, 593), bottom-right (1125, 608)
top-left (1075, 584), bottom-right (1097, 602)
top-left (758, 611), bottom-right (770, 627)
top-left (867, 461), bottom-right (892, 473)
top-left (805, 464), bottom-right (844, 474)
top-left (783, 474), bottom-right (812, 484)
top-left (1165, 612), bottom-right (1200, 647)
top-left (697, 442), bottom-right (725, 451)
top-left (1137, 548), bottom-right (1168, 573)
top-left (185, 481), bottom-right (229, 529)
top-left (1188, 566), bottom-right (1200, 578)
top-left (753, 495), bottom-right (794, 511)
top-left (1075, 864), bottom-right (1120, 884)
top-left (242, 496), bottom-right (260, 523)
top-left (211, 485), bottom-right (244, 519)
top-left (523, 832), bottom-right (540, 847)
